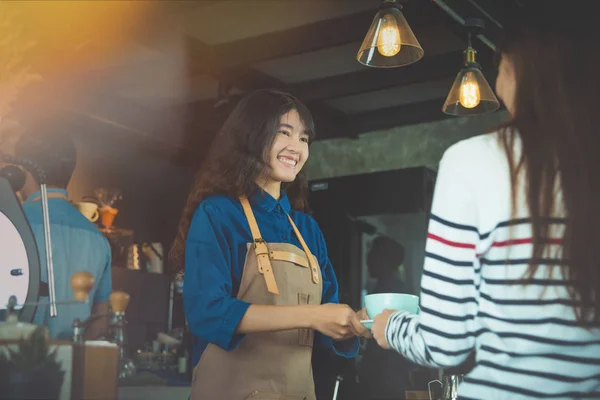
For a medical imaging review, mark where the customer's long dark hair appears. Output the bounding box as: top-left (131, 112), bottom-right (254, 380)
top-left (499, 1), bottom-right (600, 323)
top-left (170, 89), bottom-right (315, 271)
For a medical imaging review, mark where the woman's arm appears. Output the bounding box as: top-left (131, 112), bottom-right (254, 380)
top-left (184, 201), bottom-right (363, 351)
top-left (237, 303), bottom-right (363, 340)
top-left (184, 201), bottom-right (251, 351)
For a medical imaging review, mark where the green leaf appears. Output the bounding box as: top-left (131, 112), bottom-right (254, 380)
top-left (3, 326), bottom-right (59, 372)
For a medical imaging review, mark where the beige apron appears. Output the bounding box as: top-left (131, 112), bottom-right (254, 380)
top-left (190, 196), bottom-right (323, 400)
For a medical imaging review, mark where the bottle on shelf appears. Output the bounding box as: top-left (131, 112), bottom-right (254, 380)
top-left (177, 326), bottom-right (190, 377)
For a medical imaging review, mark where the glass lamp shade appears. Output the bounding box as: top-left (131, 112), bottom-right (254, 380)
top-left (442, 66), bottom-right (500, 116)
top-left (357, 5), bottom-right (424, 68)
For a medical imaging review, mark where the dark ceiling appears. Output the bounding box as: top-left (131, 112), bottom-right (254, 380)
top-left (175, 0), bottom-right (522, 166)
top-left (187, 0), bottom-right (514, 140)
top-left (10, 0), bottom-right (524, 167)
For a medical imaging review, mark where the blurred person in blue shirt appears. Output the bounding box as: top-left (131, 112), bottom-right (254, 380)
top-left (170, 89), bottom-right (366, 399)
top-left (359, 236), bottom-right (413, 400)
top-left (15, 130), bottom-right (112, 340)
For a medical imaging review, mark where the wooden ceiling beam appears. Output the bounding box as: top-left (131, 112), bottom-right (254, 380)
top-left (185, 36), bottom-right (351, 140)
top-left (346, 98), bottom-right (450, 134)
top-left (290, 50), bottom-right (465, 102)
top-left (344, 66), bottom-right (499, 134)
top-left (190, 91), bottom-right (351, 141)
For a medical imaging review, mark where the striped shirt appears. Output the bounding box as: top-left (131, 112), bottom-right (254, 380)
top-left (385, 133), bottom-right (600, 399)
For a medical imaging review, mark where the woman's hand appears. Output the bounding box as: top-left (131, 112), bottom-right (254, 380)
top-left (357, 307), bottom-right (369, 321)
top-left (311, 303), bottom-right (365, 340)
top-left (371, 309), bottom-right (395, 350)
top-left (357, 308), bottom-right (373, 338)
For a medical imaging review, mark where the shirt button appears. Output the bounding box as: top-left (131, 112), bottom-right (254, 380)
top-left (283, 234), bottom-right (289, 240)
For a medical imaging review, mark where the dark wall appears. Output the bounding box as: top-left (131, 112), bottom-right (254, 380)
top-left (68, 129), bottom-right (196, 272)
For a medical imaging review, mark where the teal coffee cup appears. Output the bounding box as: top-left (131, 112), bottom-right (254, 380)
top-left (364, 293), bottom-right (420, 318)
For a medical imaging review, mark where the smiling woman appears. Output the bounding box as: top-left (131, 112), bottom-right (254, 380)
top-left (257, 109), bottom-right (310, 199)
top-left (170, 89), bottom-right (365, 400)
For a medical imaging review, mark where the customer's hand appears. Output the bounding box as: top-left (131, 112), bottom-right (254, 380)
top-left (371, 309), bottom-right (395, 350)
top-left (311, 303), bottom-right (364, 340)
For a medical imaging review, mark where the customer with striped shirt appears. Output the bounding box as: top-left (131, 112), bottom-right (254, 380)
top-left (370, 2), bottom-right (600, 398)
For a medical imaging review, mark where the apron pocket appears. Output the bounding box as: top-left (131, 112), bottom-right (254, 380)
top-left (297, 293), bottom-right (314, 347)
top-left (245, 390), bottom-right (307, 400)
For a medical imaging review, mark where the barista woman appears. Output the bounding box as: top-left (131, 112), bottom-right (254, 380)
top-left (170, 89), bottom-right (365, 400)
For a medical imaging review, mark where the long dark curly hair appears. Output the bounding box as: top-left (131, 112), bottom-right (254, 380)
top-left (170, 89), bottom-right (316, 271)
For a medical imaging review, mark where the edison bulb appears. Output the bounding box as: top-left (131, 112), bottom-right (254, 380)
top-left (459, 72), bottom-right (481, 109)
top-left (376, 14), bottom-right (401, 57)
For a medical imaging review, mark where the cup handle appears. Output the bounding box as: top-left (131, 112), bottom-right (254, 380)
top-left (91, 210), bottom-right (99, 222)
top-left (428, 379), bottom-right (442, 400)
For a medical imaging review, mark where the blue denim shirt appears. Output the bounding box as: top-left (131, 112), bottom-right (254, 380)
top-left (23, 188), bottom-right (112, 339)
top-left (184, 190), bottom-right (360, 366)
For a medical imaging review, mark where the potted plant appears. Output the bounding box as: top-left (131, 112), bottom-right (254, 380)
top-left (0, 326), bottom-right (65, 400)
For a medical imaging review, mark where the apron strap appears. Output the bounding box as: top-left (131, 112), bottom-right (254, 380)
top-left (239, 196), bottom-right (280, 295)
top-left (286, 215), bottom-right (320, 285)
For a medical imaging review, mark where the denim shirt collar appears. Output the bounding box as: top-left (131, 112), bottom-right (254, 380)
top-left (249, 189), bottom-right (291, 214)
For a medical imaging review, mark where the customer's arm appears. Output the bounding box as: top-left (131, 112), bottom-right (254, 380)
top-left (373, 144), bottom-right (481, 368)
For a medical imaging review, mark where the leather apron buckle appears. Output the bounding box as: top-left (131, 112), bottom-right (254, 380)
top-left (254, 238), bottom-right (280, 295)
top-left (308, 255), bottom-right (320, 285)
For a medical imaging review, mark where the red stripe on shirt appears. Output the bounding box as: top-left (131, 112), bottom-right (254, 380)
top-left (428, 233), bottom-right (476, 249)
top-left (492, 238), bottom-right (563, 247)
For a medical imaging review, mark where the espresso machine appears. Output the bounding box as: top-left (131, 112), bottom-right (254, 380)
top-left (0, 155), bottom-right (48, 322)
top-left (2, 270), bottom-right (134, 376)
top-left (70, 278), bottom-right (136, 380)
top-left (0, 153), bottom-right (136, 398)
top-left (1, 269), bottom-right (135, 399)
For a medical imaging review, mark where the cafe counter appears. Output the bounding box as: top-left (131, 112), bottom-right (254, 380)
top-left (118, 385), bottom-right (189, 400)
